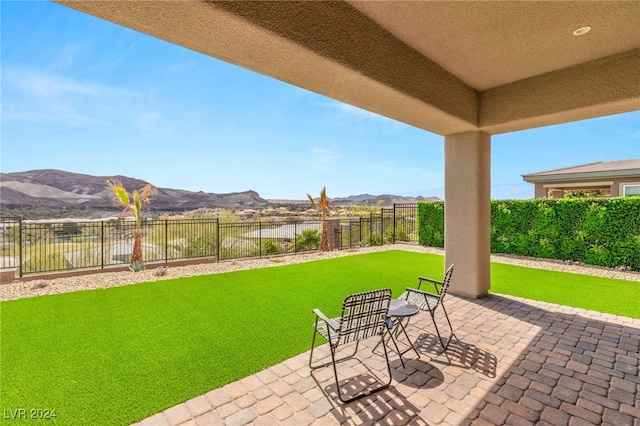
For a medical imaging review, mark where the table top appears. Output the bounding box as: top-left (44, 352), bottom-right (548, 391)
top-left (389, 299), bottom-right (420, 317)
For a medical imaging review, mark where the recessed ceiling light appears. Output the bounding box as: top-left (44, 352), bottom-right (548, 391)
top-left (573, 26), bottom-right (592, 36)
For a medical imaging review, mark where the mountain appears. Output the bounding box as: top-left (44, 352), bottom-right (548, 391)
top-left (331, 193), bottom-right (441, 206)
top-left (0, 169), bottom-right (269, 216)
top-left (332, 194), bottom-right (377, 203)
top-left (0, 169), bottom-right (440, 218)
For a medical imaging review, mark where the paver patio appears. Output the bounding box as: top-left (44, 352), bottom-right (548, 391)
top-left (135, 293), bottom-right (639, 426)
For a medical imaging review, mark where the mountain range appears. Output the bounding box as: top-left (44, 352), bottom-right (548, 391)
top-left (0, 169), bottom-right (438, 218)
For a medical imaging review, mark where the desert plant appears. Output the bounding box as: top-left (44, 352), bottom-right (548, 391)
top-left (262, 239), bottom-right (283, 255)
top-left (368, 232), bottom-right (382, 246)
top-left (107, 179), bottom-right (153, 271)
top-left (23, 251), bottom-right (69, 274)
top-left (182, 228), bottom-right (217, 258)
top-left (30, 279), bottom-right (49, 290)
top-left (153, 266), bottom-right (168, 276)
top-left (295, 229), bottom-right (321, 251)
top-left (306, 187), bottom-right (330, 252)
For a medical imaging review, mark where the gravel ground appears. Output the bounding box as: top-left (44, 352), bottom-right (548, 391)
top-left (1, 244), bottom-right (637, 301)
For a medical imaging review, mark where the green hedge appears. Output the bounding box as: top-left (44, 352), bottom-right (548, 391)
top-left (418, 201), bottom-right (445, 248)
top-left (418, 197), bottom-right (640, 271)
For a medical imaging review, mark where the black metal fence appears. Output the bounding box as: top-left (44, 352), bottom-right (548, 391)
top-left (336, 204), bottom-right (418, 249)
top-left (0, 204), bottom-right (418, 276)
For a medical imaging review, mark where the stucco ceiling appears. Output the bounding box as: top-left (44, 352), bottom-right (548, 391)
top-left (55, 0), bottom-right (640, 136)
top-left (350, 1), bottom-right (640, 91)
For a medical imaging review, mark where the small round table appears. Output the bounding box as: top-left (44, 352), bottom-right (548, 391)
top-left (386, 299), bottom-right (421, 367)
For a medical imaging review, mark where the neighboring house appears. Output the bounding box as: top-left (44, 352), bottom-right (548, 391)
top-left (522, 159), bottom-right (640, 199)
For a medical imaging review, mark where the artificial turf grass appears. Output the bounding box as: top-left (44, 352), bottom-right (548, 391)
top-left (1, 250), bottom-right (638, 425)
top-left (490, 262), bottom-right (640, 319)
top-left (0, 250), bottom-right (442, 425)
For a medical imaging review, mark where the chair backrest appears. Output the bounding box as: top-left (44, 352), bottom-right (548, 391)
top-left (338, 288), bottom-right (392, 346)
top-left (438, 264), bottom-right (455, 302)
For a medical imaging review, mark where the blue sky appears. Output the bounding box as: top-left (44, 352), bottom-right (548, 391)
top-left (2, 2), bottom-right (639, 200)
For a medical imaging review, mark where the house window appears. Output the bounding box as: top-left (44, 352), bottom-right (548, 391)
top-left (623, 185), bottom-right (640, 196)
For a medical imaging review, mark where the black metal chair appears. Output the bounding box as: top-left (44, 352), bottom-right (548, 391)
top-left (309, 288), bottom-right (392, 403)
top-left (399, 264), bottom-right (457, 350)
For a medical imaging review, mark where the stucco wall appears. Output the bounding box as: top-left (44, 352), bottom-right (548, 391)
top-left (533, 177), bottom-right (640, 198)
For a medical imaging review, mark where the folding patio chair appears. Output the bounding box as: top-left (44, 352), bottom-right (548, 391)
top-left (309, 288), bottom-right (392, 403)
top-left (399, 264), bottom-right (457, 350)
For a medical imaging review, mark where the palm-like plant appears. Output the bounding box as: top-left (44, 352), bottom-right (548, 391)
top-left (107, 179), bottom-right (153, 271)
top-left (307, 186), bottom-right (330, 252)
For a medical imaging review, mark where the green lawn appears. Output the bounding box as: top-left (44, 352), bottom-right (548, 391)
top-left (491, 262), bottom-right (639, 318)
top-left (1, 250), bottom-right (637, 424)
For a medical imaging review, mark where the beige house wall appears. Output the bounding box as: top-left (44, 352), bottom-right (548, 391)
top-left (618, 180), bottom-right (640, 197)
top-left (533, 177), bottom-right (640, 198)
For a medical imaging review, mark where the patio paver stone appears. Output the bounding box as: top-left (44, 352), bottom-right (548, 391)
top-left (133, 293), bottom-right (640, 425)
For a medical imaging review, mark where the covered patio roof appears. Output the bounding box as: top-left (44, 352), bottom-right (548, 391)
top-left (54, 1), bottom-right (640, 136)
top-left (54, 1), bottom-right (640, 298)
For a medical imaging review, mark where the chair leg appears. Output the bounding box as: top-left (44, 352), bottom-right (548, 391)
top-left (428, 306), bottom-right (457, 351)
top-left (309, 322), bottom-right (320, 368)
top-left (332, 333), bottom-right (392, 404)
top-left (309, 320), bottom-right (360, 370)
top-left (440, 303), bottom-right (457, 343)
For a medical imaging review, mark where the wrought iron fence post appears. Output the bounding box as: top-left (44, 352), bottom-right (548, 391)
top-left (18, 217), bottom-right (23, 277)
top-left (294, 221), bottom-right (297, 253)
top-left (215, 219), bottom-right (220, 262)
top-left (393, 204), bottom-right (397, 243)
top-left (259, 222), bottom-right (262, 258)
top-left (165, 219), bottom-right (169, 263)
top-left (101, 221), bottom-right (105, 269)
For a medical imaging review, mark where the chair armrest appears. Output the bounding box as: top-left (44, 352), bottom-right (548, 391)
top-left (418, 276), bottom-right (443, 294)
top-left (406, 287), bottom-right (436, 298)
top-left (404, 287), bottom-right (437, 310)
top-left (313, 309), bottom-right (339, 331)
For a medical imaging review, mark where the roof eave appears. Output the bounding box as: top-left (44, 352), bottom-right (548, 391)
top-left (522, 169), bottom-right (640, 183)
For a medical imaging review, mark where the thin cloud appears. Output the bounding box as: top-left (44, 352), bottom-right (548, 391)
top-left (132, 111), bottom-right (175, 134)
top-left (310, 147), bottom-right (342, 163)
top-left (2, 66), bottom-right (142, 127)
top-left (319, 100), bottom-right (400, 126)
top-left (50, 42), bottom-right (85, 69)
top-left (4, 67), bottom-right (136, 98)
top-left (3, 102), bottom-right (98, 126)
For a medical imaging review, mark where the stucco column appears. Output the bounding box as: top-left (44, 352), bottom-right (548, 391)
top-left (444, 131), bottom-right (491, 298)
top-left (326, 218), bottom-right (340, 250)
